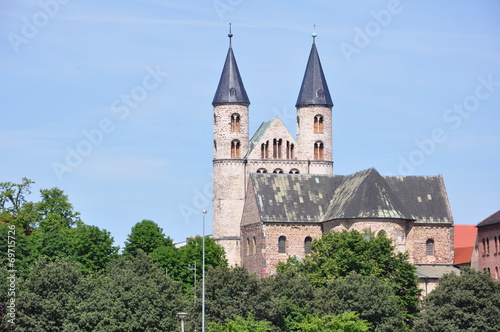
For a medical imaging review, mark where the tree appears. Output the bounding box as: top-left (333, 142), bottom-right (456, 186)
top-left (313, 272), bottom-right (407, 332)
top-left (15, 257), bottom-right (84, 331)
top-left (0, 178), bottom-right (34, 232)
top-left (187, 265), bottom-right (267, 330)
top-left (290, 312), bottom-right (370, 332)
top-left (280, 230), bottom-right (420, 322)
top-left (77, 251), bottom-right (189, 331)
top-left (32, 187), bottom-right (82, 231)
top-left (69, 224), bottom-right (119, 274)
top-left (414, 267), bottom-right (500, 331)
top-left (123, 219), bottom-right (173, 256)
top-left (208, 313), bottom-right (272, 332)
top-left (153, 236), bottom-right (227, 291)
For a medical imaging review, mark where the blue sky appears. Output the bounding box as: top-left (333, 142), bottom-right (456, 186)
top-left (1, 1), bottom-right (499, 249)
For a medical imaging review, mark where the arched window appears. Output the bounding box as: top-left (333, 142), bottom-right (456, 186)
top-left (213, 140), bottom-right (217, 153)
top-left (377, 230), bottom-right (387, 238)
top-left (278, 139), bottom-right (282, 159)
top-left (278, 236), bottom-right (286, 253)
top-left (231, 113), bottom-right (240, 132)
top-left (261, 143), bottom-right (265, 159)
top-left (314, 114), bottom-right (324, 133)
top-left (289, 168), bottom-right (299, 174)
top-left (273, 168), bottom-right (284, 174)
top-left (304, 236), bottom-right (312, 254)
top-left (229, 88), bottom-right (236, 97)
top-left (252, 236), bottom-right (256, 255)
top-left (246, 237), bottom-right (250, 256)
top-left (426, 239), bottom-right (434, 256)
top-left (314, 141), bottom-right (324, 160)
top-left (483, 238), bottom-right (486, 256)
top-left (256, 168), bottom-right (267, 173)
top-left (273, 139), bottom-right (282, 159)
top-left (494, 236), bottom-right (498, 255)
top-left (214, 114), bottom-right (217, 124)
top-left (487, 238), bottom-right (490, 255)
top-left (231, 140), bottom-right (240, 158)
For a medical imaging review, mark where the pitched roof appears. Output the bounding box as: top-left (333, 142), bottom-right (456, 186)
top-left (249, 173), bottom-right (340, 223)
top-left (212, 43), bottom-right (250, 106)
top-left (296, 41), bottom-right (333, 107)
top-left (247, 168), bottom-right (453, 225)
top-left (454, 225), bottom-right (477, 248)
top-left (454, 246), bottom-right (473, 265)
top-left (384, 175), bottom-right (453, 224)
top-left (415, 264), bottom-right (460, 279)
top-left (323, 168), bottom-right (415, 220)
top-left (476, 210), bottom-right (500, 228)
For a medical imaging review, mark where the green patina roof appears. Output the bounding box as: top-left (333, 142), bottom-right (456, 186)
top-left (249, 168), bottom-right (453, 224)
top-left (244, 120), bottom-right (273, 159)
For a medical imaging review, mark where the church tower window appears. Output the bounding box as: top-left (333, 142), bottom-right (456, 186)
top-left (314, 141), bottom-right (324, 160)
top-left (316, 89), bottom-right (324, 98)
top-left (426, 239), bottom-right (434, 256)
top-left (314, 115), bottom-right (324, 133)
top-left (231, 140), bottom-right (241, 158)
top-left (278, 236), bottom-right (287, 253)
top-left (289, 168), bottom-right (299, 174)
top-left (256, 168), bottom-right (267, 173)
top-left (231, 113), bottom-right (240, 132)
top-left (273, 168), bottom-right (284, 174)
top-left (229, 88), bottom-right (236, 97)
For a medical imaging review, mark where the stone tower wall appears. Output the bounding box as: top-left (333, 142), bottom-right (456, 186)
top-left (296, 105), bottom-right (333, 171)
top-left (213, 104), bottom-right (249, 159)
top-left (212, 103), bottom-right (249, 266)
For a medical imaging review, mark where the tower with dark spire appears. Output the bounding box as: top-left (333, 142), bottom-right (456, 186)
top-left (296, 32), bottom-right (334, 174)
top-left (212, 25), bottom-right (249, 265)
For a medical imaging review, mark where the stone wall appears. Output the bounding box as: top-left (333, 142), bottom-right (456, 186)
top-left (261, 223), bottom-right (322, 276)
top-left (407, 224), bottom-right (454, 264)
top-left (296, 105), bottom-right (332, 163)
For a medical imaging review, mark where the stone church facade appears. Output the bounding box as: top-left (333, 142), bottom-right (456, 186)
top-left (211, 32), bottom-right (454, 276)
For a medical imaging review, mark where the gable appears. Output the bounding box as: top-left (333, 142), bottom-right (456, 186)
top-left (244, 116), bottom-right (306, 160)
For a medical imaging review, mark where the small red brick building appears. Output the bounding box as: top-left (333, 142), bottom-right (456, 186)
top-left (475, 210), bottom-right (500, 279)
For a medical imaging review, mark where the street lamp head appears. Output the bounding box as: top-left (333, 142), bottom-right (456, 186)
top-left (202, 209), bottom-right (207, 214)
top-left (177, 312), bottom-right (188, 320)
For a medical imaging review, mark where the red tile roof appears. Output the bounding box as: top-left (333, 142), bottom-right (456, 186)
top-left (454, 246), bottom-right (473, 265)
top-left (454, 225), bottom-right (477, 248)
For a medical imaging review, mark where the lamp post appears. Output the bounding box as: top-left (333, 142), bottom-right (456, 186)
top-left (202, 209), bottom-right (207, 332)
top-left (177, 312), bottom-right (188, 332)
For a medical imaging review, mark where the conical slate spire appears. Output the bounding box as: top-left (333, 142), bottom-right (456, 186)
top-left (295, 37), bottom-right (333, 107)
top-left (212, 30), bottom-right (250, 106)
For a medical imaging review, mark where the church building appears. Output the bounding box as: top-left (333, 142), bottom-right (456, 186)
top-left (211, 30), bottom-right (455, 277)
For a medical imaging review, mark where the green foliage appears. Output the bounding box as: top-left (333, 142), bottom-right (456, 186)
top-left (152, 235), bottom-right (227, 291)
top-left (16, 257), bottom-right (84, 331)
top-left (123, 219), bottom-right (174, 256)
top-left (69, 224), bottom-right (119, 274)
top-left (260, 270), bottom-right (317, 330)
top-left (314, 272), bottom-right (407, 331)
top-left (414, 267), bottom-right (500, 331)
top-left (281, 230), bottom-right (420, 323)
top-left (290, 312), bottom-right (370, 332)
top-left (32, 188), bottom-right (83, 231)
top-left (191, 265), bottom-right (267, 329)
top-left (77, 251), bottom-right (189, 331)
top-left (208, 313), bottom-right (272, 332)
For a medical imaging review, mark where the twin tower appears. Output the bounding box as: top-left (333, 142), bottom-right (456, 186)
top-left (212, 31), bottom-right (334, 265)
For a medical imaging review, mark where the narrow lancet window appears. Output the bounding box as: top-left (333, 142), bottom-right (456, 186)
top-left (314, 115), bottom-right (324, 133)
top-left (231, 113), bottom-right (240, 132)
top-left (314, 141), bottom-right (324, 160)
top-left (231, 140), bottom-right (240, 158)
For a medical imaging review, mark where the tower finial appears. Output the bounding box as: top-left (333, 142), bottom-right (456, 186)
top-left (228, 23), bottom-right (233, 47)
top-left (312, 24), bottom-right (317, 42)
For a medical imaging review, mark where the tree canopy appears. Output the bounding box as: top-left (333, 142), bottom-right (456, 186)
top-left (414, 268), bottom-right (500, 331)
